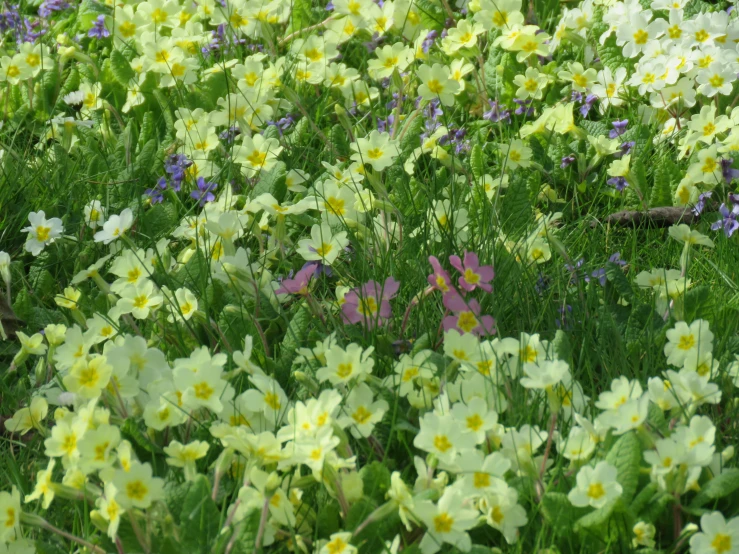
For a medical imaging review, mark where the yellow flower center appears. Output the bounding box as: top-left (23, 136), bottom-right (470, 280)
top-left (633, 29), bottom-right (649, 44)
top-left (193, 381), bottom-right (214, 400)
top-left (678, 334), bottom-right (696, 350)
top-left (426, 79), bottom-right (444, 94)
top-left (587, 482), bottom-right (605, 499)
top-left (352, 406), bottom-right (372, 424)
top-left (466, 413), bottom-right (483, 431)
top-left (336, 363), bottom-right (353, 379)
top-left (433, 434), bottom-right (452, 452)
top-left (473, 472), bottom-right (490, 488)
top-left (126, 480), bottom-right (148, 501)
top-left (433, 512), bottom-right (454, 533)
top-left (36, 226), bottom-right (51, 242)
top-left (712, 534), bottom-right (732, 554)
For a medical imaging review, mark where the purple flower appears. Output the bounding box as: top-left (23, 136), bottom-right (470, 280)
top-left (608, 252), bottom-right (626, 266)
top-left (38, 0), bottom-right (70, 17)
top-left (711, 203), bottom-right (739, 237)
top-left (614, 141), bottom-right (635, 159)
top-left (720, 158), bottom-right (739, 185)
top-left (579, 94), bottom-right (598, 117)
top-left (570, 90), bottom-right (583, 103)
top-left (609, 119), bottom-right (629, 139)
top-left (692, 191), bottom-right (712, 216)
top-left (449, 251), bottom-right (494, 292)
top-left (513, 98), bottom-right (534, 117)
top-left (607, 176), bottom-right (628, 192)
top-left (146, 177), bottom-right (168, 204)
top-left (191, 177), bottom-right (218, 206)
top-left (424, 98), bottom-right (443, 122)
top-left (341, 277), bottom-right (400, 329)
top-left (219, 126), bottom-right (241, 144)
top-left (483, 100), bottom-right (511, 123)
top-left (377, 114), bottom-right (395, 133)
top-left (88, 15), bottom-right (109, 38)
top-left (422, 30), bottom-right (438, 53)
top-left (363, 32), bottom-right (383, 52)
top-left (275, 264), bottom-right (317, 296)
top-left (266, 114), bottom-right (295, 137)
top-left (442, 293), bottom-right (496, 336)
top-left (561, 155), bottom-right (576, 169)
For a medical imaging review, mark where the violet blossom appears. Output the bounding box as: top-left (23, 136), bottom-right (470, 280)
top-left (449, 251), bottom-right (494, 292)
top-left (442, 292), bottom-right (496, 336)
top-left (561, 155), bottom-right (576, 169)
top-left (145, 177), bottom-right (168, 204)
top-left (609, 119), bottom-right (629, 139)
top-left (579, 94), bottom-right (598, 117)
top-left (341, 277), bottom-right (400, 328)
top-left (712, 194), bottom-right (739, 237)
top-left (607, 176), bottom-right (628, 192)
top-left (191, 177), bottom-right (218, 206)
top-left (275, 264), bottom-right (317, 296)
top-left (427, 255), bottom-right (454, 294)
top-left (88, 15), bottom-right (109, 39)
top-left (692, 191), bottom-right (712, 216)
top-left (483, 100), bottom-right (511, 123)
top-left (721, 158), bottom-right (739, 185)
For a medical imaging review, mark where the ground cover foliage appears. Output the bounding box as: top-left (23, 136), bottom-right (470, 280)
top-left (1, 0), bottom-right (739, 552)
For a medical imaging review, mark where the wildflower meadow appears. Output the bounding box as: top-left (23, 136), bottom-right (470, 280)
top-left (2, 0), bottom-right (739, 551)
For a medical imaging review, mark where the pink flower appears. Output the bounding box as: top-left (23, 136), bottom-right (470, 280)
top-left (427, 256), bottom-right (453, 293)
top-left (275, 264), bottom-right (317, 296)
top-left (449, 251), bottom-right (494, 292)
top-left (442, 293), bottom-right (496, 336)
top-left (342, 277), bottom-right (400, 328)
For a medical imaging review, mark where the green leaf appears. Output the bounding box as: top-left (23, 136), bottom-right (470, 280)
top-left (59, 66), bottom-right (80, 99)
top-left (499, 173), bottom-right (532, 237)
top-left (360, 462), bottom-right (391, 504)
top-left (231, 509), bottom-right (261, 554)
top-left (346, 497), bottom-right (377, 531)
top-left (287, 0), bottom-right (316, 33)
top-left (34, 542), bottom-right (67, 554)
top-left (252, 161), bottom-right (287, 203)
top-left (690, 469), bottom-right (739, 508)
top-left (599, 36), bottom-right (630, 70)
top-left (580, 120), bottom-right (609, 138)
top-left (330, 124), bottom-right (350, 158)
top-left (542, 492), bottom-right (587, 535)
top-left (605, 431), bottom-right (641, 504)
top-left (640, 491), bottom-right (674, 523)
top-left (683, 285), bottom-right (712, 321)
top-left (121, 418), bottom-right (161, 454)
top-left (628, 158), bottom-right (649, 205)
top-left (180, 475), bottom-right (221, 550)
top-left (316, 501), bottom-right (341, 536)
top-left (605, 262), bottom-right (634, 300)
top-left (630, 483), bottom-right (658, 516)
top-left (141, 202), bottom-right (178, 240)
top-left (139, 111), bottom-right (155, 149)
top-left (551, 329), bottom-right (573, 365)
top-left (134, 138), bottom-right (159, 178)
top-left (280, 304), bottom-right (312, 368)
top-left (575, 498), bottom-right (619, 531)
top-left (153, 89), bottom-right (175, 139)
top-left (649, 156), bottom-right (674, 208)
top-left (111, 49), bottom-right (135, 86)
top-left (469, 143), bottom-right (484, 179)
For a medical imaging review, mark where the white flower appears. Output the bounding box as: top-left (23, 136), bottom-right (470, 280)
top-left (416, 487), bottom-right (479, 554)
top-left (689, 512), bottom-right (739, 554)
top-left (568, 461), bottom-right (622, 509)
top-left (23, 211), bottom-right (63, 256)
top-left (664, 319), bottom-right (713, 367)
top-left (94, 208), bottom-right (134, 244)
